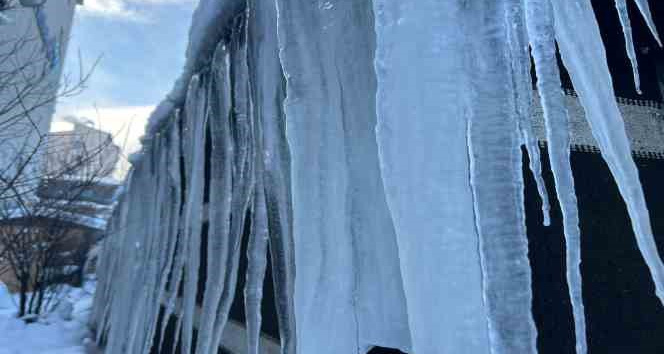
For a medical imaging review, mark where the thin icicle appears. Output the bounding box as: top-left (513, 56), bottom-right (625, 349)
top-left (522, 131), bottom-right (552, 226)
top-left (244, 178), bottom-right (269, 354)
top-left (137, 137), bottom-right (172, 354)
top-left (145, 130), bottom-right (183, 354)
top-left (128, 142), bottom-right (167, 354)
top-left (615, 0), bottom-right (642, 94)
top-left (157, 111), bottom-right (187, 354)
top-left (105, 161), bottom-right (152, 354)
top-left (211, 15), bottom-right (256, 351)
top-left (526, 1), bottom-right (587, 352)
top-left (551, 0), bottom-right (664, 305)
top-left (180, 75), bottom-right (208, 354)
top-left (632, 0), bottom-right (662, 46)
top-left (505, 1), bottom-right (552, 226)
top-left (195, 42), bottom-right (233, 354)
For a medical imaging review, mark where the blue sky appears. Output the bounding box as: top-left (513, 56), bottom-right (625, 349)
top-left (54, 0), bottom-right (197, 159)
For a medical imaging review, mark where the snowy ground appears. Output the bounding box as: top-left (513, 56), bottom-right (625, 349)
top-left (0, 280), bottom-right (97, 354)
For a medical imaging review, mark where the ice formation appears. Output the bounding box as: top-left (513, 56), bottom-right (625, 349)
top-left (526, 0), bottom-right (587, 352)
top-left (92, 1), bottom-right (663, 354)
top-left (615, 0), bottom-right (643, 94)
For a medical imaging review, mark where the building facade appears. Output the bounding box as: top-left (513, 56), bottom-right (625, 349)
top-left (0, 1), bottom-right (81, 194)
top-left (46, 119), bottom-right (122, 179)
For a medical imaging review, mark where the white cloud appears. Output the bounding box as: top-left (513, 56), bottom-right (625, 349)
top-left (53, 105), bottom-right (155, 178)
top-left (78, 0), bottom-right (194, 21)
top-left (78, 0), bottom-right (139, 20)
top-left (54, 105), bottom-right (154, 154)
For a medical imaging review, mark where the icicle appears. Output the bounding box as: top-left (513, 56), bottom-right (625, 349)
top-left (135, 138), bottom-right (171, 354)
top-left (520, 121), bottom-right (552, 226)
top-left (275, 0), bottom-right (413, 352)
top-left (246, 0), bottom-right (297, 351)
top-left (105, 161), bottom-right (153, 354)
top-left (273, 0), bottom-right (356, 352)
top-left (465, 1), bottom-right (538, 352)
top-left (127, 140), bottom-right (171, 354)
top-left (93, 184), bottom-right (131, 346)
top-left (526, 0), bottom-right (587, 352)
top-left (372, 1), bottom-right (490, 353)
top-left (505, 1), bottom-right (552, 226)
top-left (615, 0), bottom-right (643, 94)
top-left (142, 132), bottom-right (184, 354)
top-left (335, 5), bottom-right (414, 352)
top-left (157, 111), bottom-right (187, 354)
top-left (179, 74), bottom-right (208, 354)
top-left (210, 16), bottom-right (257, 351)
top-left (153, 189), bottom-right (182, 352)
top-left (195, 43), bottom-right (233, 354)
top-left (244, 176), bottom-right (269, 354)
top-left (551, 0), bottom-right (664, 305)
top-left (632, 0), bottom-right (662, 46)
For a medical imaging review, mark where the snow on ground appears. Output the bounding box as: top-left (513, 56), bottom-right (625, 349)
top-left (0, 280), bottom-right (97, 354)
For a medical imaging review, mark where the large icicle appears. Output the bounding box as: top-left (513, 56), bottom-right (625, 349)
top-left (246, 0), bottom-right (297, 352)
top-left (373, 1), bottom-right (490, 353)
top-left (465, 1), bottom-right (538, 352)
top-left (333, 2), bottom-right (412, 351)
top-left (274, 0), bottom-right (357, 351)
top-left (551, 0), bottom-right (664, 305)
top-left (275, 0), bottom-right (411, 352)
top-left (210, 16), bottom-right (256, 351)
top-left (614, 0), bottom-right (643, 94)
top-left (526, 0), bottom-right (587, 352)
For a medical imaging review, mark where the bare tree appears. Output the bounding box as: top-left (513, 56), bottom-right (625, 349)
top-left (0, 8), bottom-right (99, 201)
top-left (0, 5), bottom-right (106, 317)
top-left (0, 135), bottom-right (115, 317)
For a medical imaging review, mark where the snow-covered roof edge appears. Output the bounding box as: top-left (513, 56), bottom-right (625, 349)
top-left (129, 0), bottom-right (245, 165)
top-left (4, 207), bottom-right (108, 231)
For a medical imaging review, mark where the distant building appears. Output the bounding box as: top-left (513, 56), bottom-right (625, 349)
top-left (45, 119), bottom-right (122, 179)
top-left (0, 177), bottom-right (121, 292)
top-left (0, 1), bottom-right (81, 192)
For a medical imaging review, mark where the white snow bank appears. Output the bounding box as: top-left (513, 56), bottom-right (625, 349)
top-left (0, 281), bottom-right (96, 354)
top-left (0, 283), bottom-right (12, 310)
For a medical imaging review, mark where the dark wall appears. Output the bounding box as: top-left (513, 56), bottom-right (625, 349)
top-left (553, 1), bottom-right (664, 102)
top-left (526, 147), bottom-right (664, 354)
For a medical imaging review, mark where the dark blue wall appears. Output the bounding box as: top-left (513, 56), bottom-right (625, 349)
top-left (526, 147), bottom-right (664, 354)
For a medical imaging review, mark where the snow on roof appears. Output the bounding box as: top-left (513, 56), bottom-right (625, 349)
top-left (4, 207), bottom-right (109, 231)
top-left (130, 0), bottom-right (245, 165)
